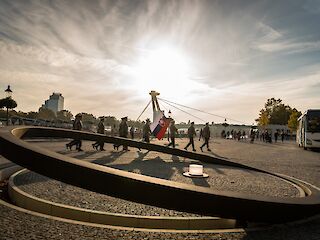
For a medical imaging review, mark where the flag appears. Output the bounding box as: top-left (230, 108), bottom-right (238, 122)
top-left (150, 111), bottom-right (170, 140)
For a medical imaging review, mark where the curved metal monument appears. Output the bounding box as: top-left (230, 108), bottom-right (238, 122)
top-left (0, 126), bottom-right (320, 223)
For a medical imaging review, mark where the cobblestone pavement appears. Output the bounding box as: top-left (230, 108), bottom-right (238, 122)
top-left (1, 137), bottom-right (320, 239)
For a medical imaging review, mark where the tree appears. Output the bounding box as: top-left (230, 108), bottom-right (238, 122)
top-left (81, 113), bottom-right (96, 124)
top-left (38, 107), bottom-right (56, 120)
top-left (104, 116), bottom-right (118, 126)
top-left (57, 110), bottom-right (73, 122)
top-left (26, 111), bottom-right (38, 119)
top-left (0, 110), bottom-right (7, 118)
top-left (0, 97), bottom-right (17, 110)
top-left (0, 97), bottom-right (18, 125)
top-left (287, 110), bottom-right (302, 134)
top-left (257, 109), bottom-right (270, 128)
top-left (256, 98), bottom-right (294, 125)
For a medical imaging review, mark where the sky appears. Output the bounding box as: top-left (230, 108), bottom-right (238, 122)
top-left (0, 0), bottom-right (320, 124)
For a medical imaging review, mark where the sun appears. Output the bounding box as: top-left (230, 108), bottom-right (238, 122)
top-left (133, 47), bottom-right (191, 97)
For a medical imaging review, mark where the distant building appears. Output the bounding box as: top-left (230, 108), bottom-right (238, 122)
top-left (41, 93), bottom-right (64, 114)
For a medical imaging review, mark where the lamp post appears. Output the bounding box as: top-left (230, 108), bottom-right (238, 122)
top-left (222, 118), bottom-right (229, 138)
top-left (167, 110), bottom-right (172, 142)
top-left (4, 85), bottom-right (13, 125)
top-left (5, 85), bottom-right (12, 98)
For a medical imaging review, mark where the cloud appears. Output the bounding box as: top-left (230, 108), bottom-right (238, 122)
top-left (0, 1), bottom-right (320, 124)
top-left (253, 22), bottom-right (320, 54)
top-left (303, 0), bottom-right (320, 14)
top-left (256, 39), bottom-right (320, 53)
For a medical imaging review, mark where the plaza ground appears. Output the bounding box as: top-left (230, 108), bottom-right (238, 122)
top-left (0, 136), bottom-right (320, 239)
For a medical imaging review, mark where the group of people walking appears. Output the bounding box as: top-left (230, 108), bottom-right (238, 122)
top-left (65, 115), bottom-right (212, 153)
top-left (258, 129), bottom-right (286, 143)
top-left (183, 122), bottom-right (211, 152)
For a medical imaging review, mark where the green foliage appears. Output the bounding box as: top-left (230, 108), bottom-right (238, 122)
top-left (287, 110), bottom-right (302, 132)
top-left (57, 110), bottom-right (73, 122)
top-left (0, 109), bottom-right (7, 118)
top-left (257, 109), bottom-right (270, 127)
top-left (13, 110), bottom-right (28, 118)
top-left (38, 107), bottom-right (56, 120)
top-left (26, 111), bottom-right (38, 119)
top-left (127, 119), bottom-right (144, 129)
top-left (104, 116), bottom-right (119, 127)
top-left (0, 97), bottom-right (17, 109)
top-left (81, 112), bottom-right (96, 124)
top-left (256, 98), bottom-right (296, 125)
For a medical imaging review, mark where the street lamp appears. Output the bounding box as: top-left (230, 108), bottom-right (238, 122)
top-left (4, 85), bottom-right (13, 125)
top-left (222, 118), bottom-right (228, 128)
top-left (5, 85), bottom-right (12, 98)
top-left (167, 110), bottom-right (172, 142)
top-left (222, 118), bottom-right (229, 138)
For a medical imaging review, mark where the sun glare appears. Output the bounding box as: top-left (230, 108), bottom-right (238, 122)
top-left (133, 47), bottom-right (192, 97)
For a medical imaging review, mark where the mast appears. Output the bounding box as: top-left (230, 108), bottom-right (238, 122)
top-left (149, 90), bottom-right (161, 122)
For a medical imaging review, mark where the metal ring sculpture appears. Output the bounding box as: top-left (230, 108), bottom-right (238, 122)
top-left (0, 126), bottom-right (319, 223)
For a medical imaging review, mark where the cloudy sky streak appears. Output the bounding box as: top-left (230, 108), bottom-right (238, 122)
top-left (0, 0), bottom-right (320, 124)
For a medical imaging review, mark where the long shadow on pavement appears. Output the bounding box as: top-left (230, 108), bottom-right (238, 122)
top-left (90, 151), bottom-right (126, 165)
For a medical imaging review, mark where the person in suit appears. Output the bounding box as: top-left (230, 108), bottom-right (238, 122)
top-left (167, 120), bottom-right (178, 148)
top-left (92, 117), bottom-right (105, 151)
top-left (184, 122), bottom-right (196, 151)
top-left (143, 118), bottom-right (152, 143)
top-left (200, 122), bottom-right (211, 152)
top-left (66, 113), bottom-right (83, 151)
top-left (114, 116), bottom-right (129, 151)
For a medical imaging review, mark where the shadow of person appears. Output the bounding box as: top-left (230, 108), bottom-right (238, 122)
top-left (91, 151), bottom-right (126, 165)
top-left (191, 177), bottom-right (210, 188)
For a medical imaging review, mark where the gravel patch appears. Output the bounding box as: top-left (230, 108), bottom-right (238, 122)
top-left (13, 161), bottom-right (299, 216)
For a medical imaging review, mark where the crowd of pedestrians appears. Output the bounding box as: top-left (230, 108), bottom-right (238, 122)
top-left (64, 113), bottom-right (293, 155)
top-left (221, 128), bottom-right (289, 144)
top-left (64, 116), bottom-right (215, 153)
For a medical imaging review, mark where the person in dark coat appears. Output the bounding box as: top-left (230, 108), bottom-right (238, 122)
top-left (114, 116), bottom-right (129, 151)
top-left (167, 120), bottom-right (178, 148)
top-left (92, 117), bottom-right (105, 151)
top-left (281, 130), bottom-right (285, 142)
top-left (142, 118), bottom-right (152, 143)
top-left (200, 122), bottom-right (211, 152)
top-left (250, 128), bottom-right (255, 143)
top-left (274, 130), bottom-right (279, 143)
top-left (66, 113), bottom-right (83, 151)
top-left (184, 122), bottom-right (196, 151)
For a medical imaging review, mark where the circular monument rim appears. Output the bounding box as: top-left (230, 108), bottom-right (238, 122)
top-left (0, 126), bottom-right (319, 223)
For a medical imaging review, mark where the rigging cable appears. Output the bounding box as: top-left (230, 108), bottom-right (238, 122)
top-left (135, 100), bottom-right (151, 122)
top-left (158, 101), bottom-right (170, 113)
top-left (158, 97), bottom-right (247, 124)
top-left (159, 99), bottom-right (207, 123)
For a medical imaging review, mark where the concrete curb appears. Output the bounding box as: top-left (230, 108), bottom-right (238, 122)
top-left (0, 164), bottom-right (23, 181)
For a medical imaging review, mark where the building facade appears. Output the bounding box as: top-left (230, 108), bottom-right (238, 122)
top-left (41, 93), bottom-right (64, 114)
